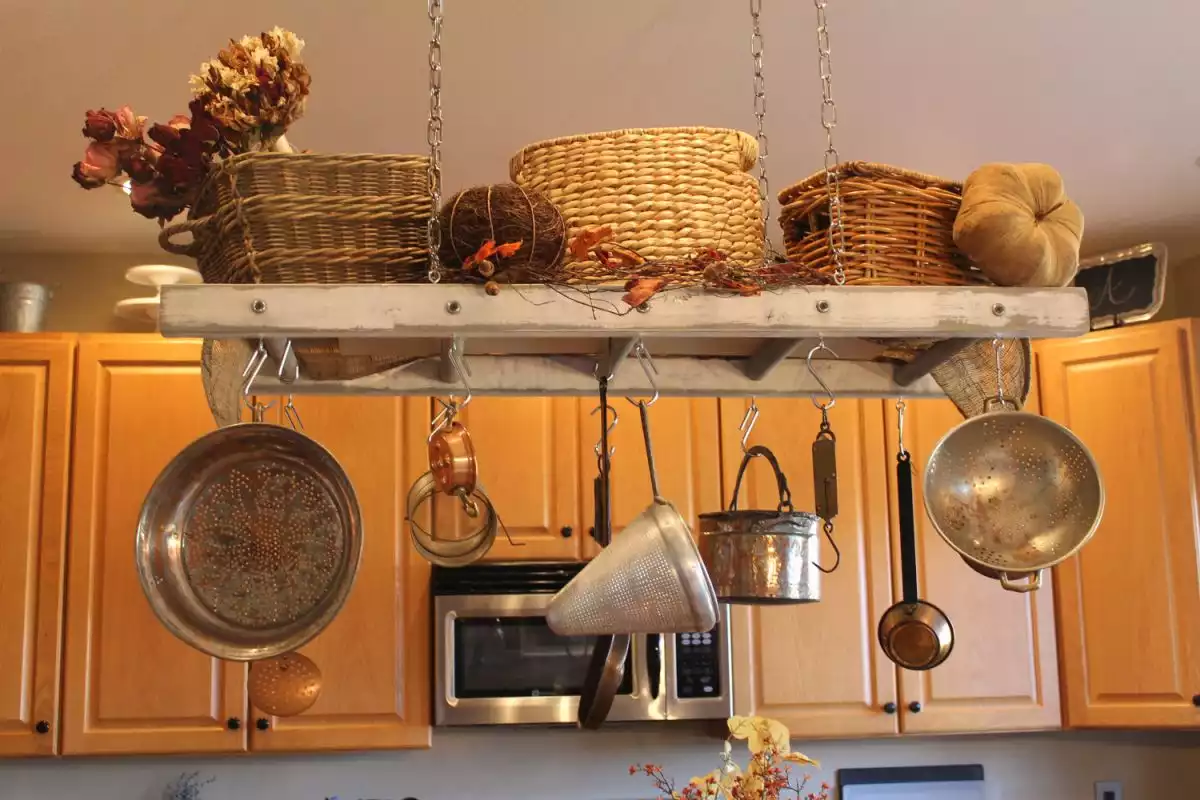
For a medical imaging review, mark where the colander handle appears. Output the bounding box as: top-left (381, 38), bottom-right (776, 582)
top-left (729, 445), bottom-right (793, 512)
top-left (985, 396), bottom-right (1021, 412)
top-left (1000, 570), bottom-right (1042, 593)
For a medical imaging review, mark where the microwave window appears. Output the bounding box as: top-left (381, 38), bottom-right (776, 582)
top-left (453, 617), bottom-right (633, 698)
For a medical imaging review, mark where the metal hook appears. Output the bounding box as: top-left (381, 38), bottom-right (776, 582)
top-left (428, 397), bottom-right (458, 442)
top-left (276, 339), bottom-right (300, 385)
top-left (739, 399), bottom-right (760, 454)
top-left (806, 338), bottom-right (838, 411)
top-left (896, 399), bottom-right (907, 457)
top-left (241, 339), bottom-right (269, 397)
top-left (591, 404), bottom-right (619, 458)
top-left (447, 338), bottom-right (472, 410)
top-left (283, 395), bottom-right (304, 431)
top-left (624, 340), bottom-right (659, 407)
top-left (814, 521), bottom-right (842, 574)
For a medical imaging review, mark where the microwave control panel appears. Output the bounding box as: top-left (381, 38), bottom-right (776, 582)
top-left (675, 626), bottom-right (721, 699)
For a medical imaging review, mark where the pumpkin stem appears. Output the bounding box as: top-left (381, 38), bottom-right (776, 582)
top-left (1035, 201), bottom-right (1065, 222)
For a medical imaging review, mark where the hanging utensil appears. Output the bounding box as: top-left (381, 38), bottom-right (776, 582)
top-left (577, 373), bottom-right (630, 730)
top-left (878, 400), bottom-right (954, 670)
top-left (406, 471), bottom-right (498, 566)
top-left (807, 340), bottom-right (841, 573)
top-left (248, 652), bottom-right (323, 717)
top-left (201, 338), bottom-right (252, 428)
top-left (700, 442), bottom-right (821, 604)
top-left (549, 347), bottom-right (718, 636)
top-left (137, 342), bottom-right (363, 661)
top-left (924, 339), bottom-right (1104, 585)
top-left (428, 339), bottom-right (479, 499)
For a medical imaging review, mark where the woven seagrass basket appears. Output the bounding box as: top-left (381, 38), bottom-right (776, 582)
top-left (159, 151), bottom-right (431, 284)
top-left (509, 127), bottom-right (764, 283)
top-left (778, 161), bottom-right (987, 286)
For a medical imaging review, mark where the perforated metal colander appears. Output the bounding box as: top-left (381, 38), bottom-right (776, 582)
top-left (923, 408), bottom-right (1104, 573)
top-left (136, 423), bottom-right (362, 661)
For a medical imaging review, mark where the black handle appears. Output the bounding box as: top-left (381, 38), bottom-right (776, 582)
top-left (897, 452), bottom-right (919, 604)
top-left (35, 720), bottom-right (50, 734)
top-left (729, 445), bottom-right (792, 511)
top-left (908, 701), bottom-right (922, 713)
top-left (647, 634), bottom-right (662, 701)
top-left (226, 717), bottom-right (240, 731)
top-left (1192, 694), bottom-right (1200, 707)
top-left (255, 718), bottom-right (269, 730)
top-left (881, 702), bottom-right (896, 714)
top-left (560, 525), bottom-right (573, 538)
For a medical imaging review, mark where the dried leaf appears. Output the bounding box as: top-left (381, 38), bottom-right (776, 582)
top-left (465, 239), bottom-right (498, 268)
top-left (594, 242), bottom-right (646, 270)
top-left (568, 225), bottom-right (613, 260)
top-left (494, 240), bottom-right (523, 259)
top-left (622, 277), bottom-right (665, 308)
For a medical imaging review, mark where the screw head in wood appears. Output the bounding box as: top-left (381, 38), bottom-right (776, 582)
top-left (991, 303), bottom-right (1005, 316)
top-left (816, 299), bottom-right (831, 313)
top-left (445, 300), bottom-right (462, 314)
top-left (250, 299), bottom-right (267, 314)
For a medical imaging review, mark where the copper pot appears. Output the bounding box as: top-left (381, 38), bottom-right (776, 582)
top-left (428, 422), bottom-right (477, 495)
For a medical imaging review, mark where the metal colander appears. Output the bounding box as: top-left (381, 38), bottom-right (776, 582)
top-left (923, 408), bottom-right (1104, 573)
top-left (546, 500), bottom-right (718, 635)
top-left (137, 423), bottom-right (362, 661)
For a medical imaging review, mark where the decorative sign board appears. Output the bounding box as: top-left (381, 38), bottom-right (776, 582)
top-left (1074, 242), bottom-right (1167, 330)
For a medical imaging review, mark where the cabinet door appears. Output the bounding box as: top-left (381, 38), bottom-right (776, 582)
top-left (249, 396), bottom-right (431, 750)
top-left (886, 397), bottom-right (1061, 734)
top-left (1039, 322), bottom-right (1200, 727)
top-left (582, 398), bottom-right (722, 556)
top-left (723, 398), bottom-right (898, 738)
top-left (62, 336), bottom-right (247, 754)
top-left (0, 336), bottom-right (74, 756)
top-left (433, 397), bottom-right (583, 561)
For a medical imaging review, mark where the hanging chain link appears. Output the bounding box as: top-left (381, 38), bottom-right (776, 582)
top-left (749, 0), bottom-right (772, 260)
top-left (814, 0), bottom-right (845, 285)
top-left (425, 0), bottom-right (445, 284)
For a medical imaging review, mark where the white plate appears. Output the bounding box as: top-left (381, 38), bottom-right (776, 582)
top-left (124, 264), bottom-right (202, 287)
top-left (114, 296), bottom-right (160, 323)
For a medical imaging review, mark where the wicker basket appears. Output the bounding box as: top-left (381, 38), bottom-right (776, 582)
top-left (159, 151), bottom-right (431, 284)
top-left (509, 127), bottom-right (764, 283)
top-left (777, 161), bottom-right (986, 286)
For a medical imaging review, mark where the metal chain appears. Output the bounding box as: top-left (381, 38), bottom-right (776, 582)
top-left (425, 0), bottom-right (445, 284)
top-left (814, 0), bottom-right (846, 285)
top-left (749, 0), bottom-right (772, 260)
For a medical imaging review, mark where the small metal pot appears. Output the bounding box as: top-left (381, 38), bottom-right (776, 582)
top-left (699, 445), bottom-right (820, 604)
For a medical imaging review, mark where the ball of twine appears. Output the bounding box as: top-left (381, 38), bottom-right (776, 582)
top-left (439, 183), bottom-right (566, 282)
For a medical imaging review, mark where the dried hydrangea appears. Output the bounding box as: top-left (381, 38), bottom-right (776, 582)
top-left (189, 26), bottom-right (310, 149)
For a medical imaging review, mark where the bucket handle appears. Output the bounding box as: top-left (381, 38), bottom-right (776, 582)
top-left (729, 444), bottom-right (793, 512)
top-left (158, 216), bottom-right (215, 256)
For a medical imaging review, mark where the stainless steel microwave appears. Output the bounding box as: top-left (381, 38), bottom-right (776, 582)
top-left (433, 563), bottom-right (732, 726)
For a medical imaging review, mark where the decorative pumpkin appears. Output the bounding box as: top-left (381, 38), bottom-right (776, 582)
top-left (953, 163), bottom-right (1084, 287)
top-left (438, 183), bottom-right (566, 283)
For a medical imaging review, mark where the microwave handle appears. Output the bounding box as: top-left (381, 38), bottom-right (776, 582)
top-left (647, 633), bottom-right (662, 701)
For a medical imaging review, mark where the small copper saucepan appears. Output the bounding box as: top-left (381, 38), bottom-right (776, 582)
top-left (428, 420), bottom-right (477, 496)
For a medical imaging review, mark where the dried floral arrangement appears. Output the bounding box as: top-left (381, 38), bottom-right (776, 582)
top-left (162, 772), bottom-right (214, 800)
top-left (70, 27), bottom-right (309, 222)
top-left (630, 716), bottom-right (829, 800)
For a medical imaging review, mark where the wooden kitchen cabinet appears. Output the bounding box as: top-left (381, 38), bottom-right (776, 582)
top-left (1039, 320), bottom-right (1200, 727)
top-left (432, 397), bottom-right (584, 561)
top-left (582, 398), bottom-right (722, 555)
top-left (0, 335), bottom-right (75, 756)
top-left (884, 398), bottom-right (1062, 734)
top-left (249, 395), bottom-right (431, 751)
top-left (724, 397), bottom-right (900, 739)
top-left (62, 336), bottom-right (248, 755)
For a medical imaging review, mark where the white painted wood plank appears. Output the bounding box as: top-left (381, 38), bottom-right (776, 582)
top-left (249, 354), bottom-right (945, 399)
top-left (159, 284), bottom-right (1090, 340)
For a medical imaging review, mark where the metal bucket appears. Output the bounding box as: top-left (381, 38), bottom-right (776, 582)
top-left (0, 283), bottom-right (49, 332)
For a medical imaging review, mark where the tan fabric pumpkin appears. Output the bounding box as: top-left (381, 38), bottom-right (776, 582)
top-left (953, 163), bottom-right (1084, 287)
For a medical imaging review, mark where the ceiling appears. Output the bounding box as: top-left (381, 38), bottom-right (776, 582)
top-left (4, 0), bottom-right (1200, 262)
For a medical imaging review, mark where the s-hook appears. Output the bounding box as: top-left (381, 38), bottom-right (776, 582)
top-left (430, 338), bottom-right (473, 440)
top-left (624, 341), bottom-right (659, 408)
top-left (739, 398), bottom-right (760, 455)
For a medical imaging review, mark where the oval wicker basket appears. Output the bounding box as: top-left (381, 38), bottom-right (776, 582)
top-left (509, 127), bottom-right (764, 283)
top-left (777, 161), bottom-right (987, 286)
top-left (159, 151), bottom-right (431, 285)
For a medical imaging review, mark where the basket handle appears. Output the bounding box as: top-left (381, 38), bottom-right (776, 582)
top-left (729, 444), bottom-right (793, 512)
top-left (158, 216), bottom-right (215, 257)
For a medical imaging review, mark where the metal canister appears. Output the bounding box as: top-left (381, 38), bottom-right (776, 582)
top-left (698, 445), bottom-right (821, 604)
top-left (0, 282), bottom-right (49, 332)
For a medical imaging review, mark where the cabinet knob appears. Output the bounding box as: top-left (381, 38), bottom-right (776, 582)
top-left (226, 717), bottom-right (241, 730)
top-left (881, 702), bottom-right (897, 714)
top-left (1192, 694), bottom-right (1200, 707)
top-left (560, 525), bottom-right (574, 538)
top-left (256, 717), bottom-right (270, 731)
top-left (35, 720), bottom-right (50, 734)
top-left (908, 701), bottom-right (922, 713)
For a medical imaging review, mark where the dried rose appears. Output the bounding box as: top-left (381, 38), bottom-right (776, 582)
top-left (82, 109), bottom-right (117, 142)
top-left (112, 105), bottom-right (146, 141)
top-left (125, 154), bottom-right (156, 183)
top-left (129, 180), bottom-right (187, 221)
top-left (71, 141), bottom-right (120, 188)
top-left (71, 161), bottom-right (106, 189)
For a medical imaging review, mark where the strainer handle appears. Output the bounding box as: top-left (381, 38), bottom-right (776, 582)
top-left (984, 396), bottom-right (1020, 412)
top-left (1000, 570), bottom-right (1042, 593)
top-left (729, 445), bottom-right (793, 512)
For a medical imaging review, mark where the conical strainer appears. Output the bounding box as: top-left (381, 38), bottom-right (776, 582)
top-left (547, 399), bottom-right (718, 636)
